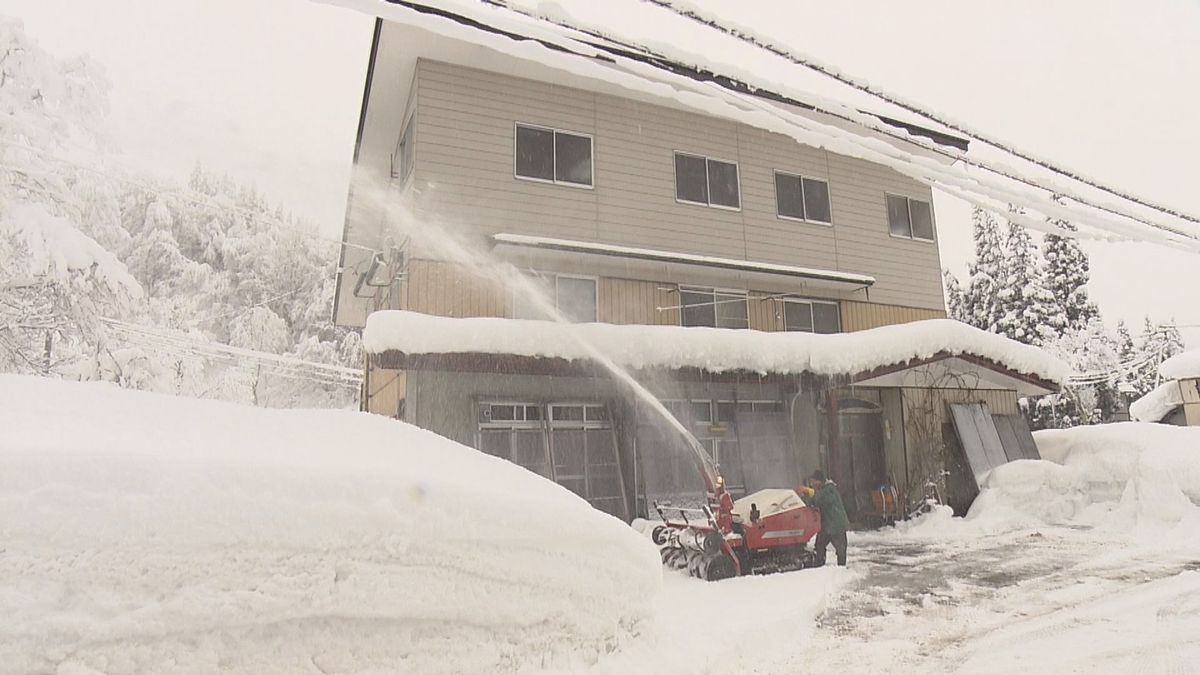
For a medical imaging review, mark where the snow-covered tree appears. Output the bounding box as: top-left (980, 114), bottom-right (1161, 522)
top-left (994, 220), bottom-right (1061, 346)
top-left (1042, 220), bottom-right (1099, 335)
top-left (0, 19), bottom-right (142, 374)
top-left (956, 208), bottom-right (1006, 332)
top-left (1, 19), bottom-right (360, 407)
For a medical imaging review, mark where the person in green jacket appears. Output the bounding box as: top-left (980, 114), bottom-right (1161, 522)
top-left (805, 470), bottom-right (849, 567)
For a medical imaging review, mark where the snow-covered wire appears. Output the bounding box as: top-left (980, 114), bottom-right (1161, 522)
top-left (640, 0), bottom-right (1200, 228)
top-left (100, 318), bottom-right (362, 387)
top-left (469, 0), bottom-right (1199, 247)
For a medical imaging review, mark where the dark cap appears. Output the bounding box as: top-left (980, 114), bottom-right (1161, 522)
top-left (809, 469), bottom-right (826, 482)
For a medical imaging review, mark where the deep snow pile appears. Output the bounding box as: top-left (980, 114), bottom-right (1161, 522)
top-left (0, 375), bottom-right (661, 675)
top-left (894, 423), bottom-right (1200, 539)
top-left (363, 311), bottom-right (1068, 384)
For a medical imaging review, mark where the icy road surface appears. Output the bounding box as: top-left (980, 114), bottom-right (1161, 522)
top-left (794, 527), bottom-right (1200, 674)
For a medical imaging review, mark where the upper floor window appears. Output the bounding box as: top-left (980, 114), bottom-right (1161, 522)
top-left (679, 286), bottom-right (749, 329)
top-left (392, 116), bottom-right (415, 183)
top-left (774, 171), bottom-right (831, 224)
top-left (514, 123), bottom-right (593, 187)
top-left (782, 298), bottom-right (841, 334)
top-left (886, 194), bottom-right (935, 241)
top-left (674, 152), bottom-right (740, 209)
top-left (512, 272), bottom-right (598, 323)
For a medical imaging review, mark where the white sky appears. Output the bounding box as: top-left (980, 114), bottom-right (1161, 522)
top-left (3, 0), bottom-right (1198, 337)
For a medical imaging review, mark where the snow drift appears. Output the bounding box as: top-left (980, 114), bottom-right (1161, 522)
top-left (894, 423), bottom-right (1200, 538)
top-left (0, 375), bottom-right (661, 674)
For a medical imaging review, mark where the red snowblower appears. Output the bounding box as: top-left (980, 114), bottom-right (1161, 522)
top-left (650, 436), bottom-right (822, 581)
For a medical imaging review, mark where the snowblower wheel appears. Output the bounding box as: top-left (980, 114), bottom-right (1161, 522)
top-left (700, 553), bottom-right (737, 581)
top-left (651, 525), bottom-right (670, 546)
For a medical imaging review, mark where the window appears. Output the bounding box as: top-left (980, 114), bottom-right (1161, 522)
top-left (679, 286), bottom-right (749, 329)
top-left (514, 123), bottom-right (593, 187)
top-left (886, 194), bottom-right (936, 240)
top-left (392, 116), bottom-right (415, 183)
top-left (674, 152), bottom-right (740, 209)
top-left (774, 172), bottom-right (831, 224)
top-left (512, 272), bottom-right (597, 323)
top-left (782, 298), bottom-right (841, 334)
top-left (555, 275), bottom-right (597, 323)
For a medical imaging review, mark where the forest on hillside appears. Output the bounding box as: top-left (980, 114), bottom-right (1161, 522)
top-left (0, 19), bottom-right (361, 408)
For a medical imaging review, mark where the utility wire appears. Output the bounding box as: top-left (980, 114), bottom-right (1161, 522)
top-left (478, 0), bottom-right (1198, 245)
top-left (639, 0), bottom-right (1200, 228)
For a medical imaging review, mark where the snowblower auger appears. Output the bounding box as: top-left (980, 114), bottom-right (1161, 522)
top-left (650, 435), bottom-right (822, 580)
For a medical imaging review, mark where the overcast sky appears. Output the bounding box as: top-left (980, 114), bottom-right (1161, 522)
top-left (3, 0), bottom-right (1198, 337)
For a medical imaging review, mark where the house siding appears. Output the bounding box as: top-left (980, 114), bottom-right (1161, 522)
top-left (410, 59), bottom-right (946, 312)
top-left (840, 300), bottom-right (947, 332)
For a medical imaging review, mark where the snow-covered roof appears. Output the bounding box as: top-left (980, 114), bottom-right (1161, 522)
top-left (491, 233), bottom-right (875, 287)
top-left (1129, 380), bottom-right (1184, 423)
top-left (363, 311), bottom-right (1068, 386)
top-left (1160, 350), bottom-right (1200, 381)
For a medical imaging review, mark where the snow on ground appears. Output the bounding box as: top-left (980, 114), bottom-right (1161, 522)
top-left (789, 422), bottom-right (1200, 674)
top-left (0, 375), bottom-right (853, 675)
top-left (363, 311), bottom-right (1069, 384)
top-left (0, 375), bottom-right (662, 674)
top-left (6, 374), bottom-right (1199, 673)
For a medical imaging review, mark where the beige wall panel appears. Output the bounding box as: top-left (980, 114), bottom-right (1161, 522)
top-left (365, 366), bottom-right (406, 419)
top-left (408, 60), bottom-right (947, 309)
top-left (841, 300), bottom-right (947, 331)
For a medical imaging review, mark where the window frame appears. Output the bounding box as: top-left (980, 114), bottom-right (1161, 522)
top-left (677, 285), bottom-right (750, 329)
top-left (885, 193), bottom-right (937, 242)
top-left (553, 273), bottom-right (599, 323)
top-left (773, 170), bottom-right (833, 226)
top-left (781, 296), bottom-right (842, 334)
top-left (513, 122), bottom-right (595, 190)
top-left (673, 151), bottom-right (742, 211)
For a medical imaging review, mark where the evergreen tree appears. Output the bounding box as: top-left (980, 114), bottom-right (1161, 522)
top-left (943, 269), bottom-right (964, 321)
top-left (994, 220), bottom-right (1060, 346)
top-left (1042, 220), bottom-right (1099, 334)
top-left (959, 207), bottom-right (1006, 332)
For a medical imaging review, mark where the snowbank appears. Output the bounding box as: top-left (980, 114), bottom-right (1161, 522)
top-left (363, 311), bottom-right (1069, 384)
top-left (0, 375), bottom-right (661, 674)
top-left (1160, 349), bottom-right (1200, 380)
top-left (893, 423), bottom-right (1200, 539)
top-left (1129, 380), bottom-right (1184, 422)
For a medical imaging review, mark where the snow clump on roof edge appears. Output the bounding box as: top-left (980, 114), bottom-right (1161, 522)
top-left (362, 311), bottom-right (1070, 384)
top-left (1160, 349), bottom-right (1200, 381)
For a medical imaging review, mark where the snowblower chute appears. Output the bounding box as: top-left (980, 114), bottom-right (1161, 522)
top-left (650, 436), bottom-right (822, 580)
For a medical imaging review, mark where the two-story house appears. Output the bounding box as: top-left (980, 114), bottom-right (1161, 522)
top-left (334, 13), bottom-right (1063, 522)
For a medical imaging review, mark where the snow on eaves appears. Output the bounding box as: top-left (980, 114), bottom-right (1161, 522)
top-left (1129, 380), bottom-right (1184, 423)
top-left (363, 311), bottom-right (1069, 385)
top-left (319, 0), bottom-right (1200, 250)
top-left (1160, 350), bottom-right (1200, 381)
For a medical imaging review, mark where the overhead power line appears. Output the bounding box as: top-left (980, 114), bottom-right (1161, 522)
top-left (639, 0), bottom-right (1200, 228)
top-left (474, 0), bottom-right (1199, 247)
